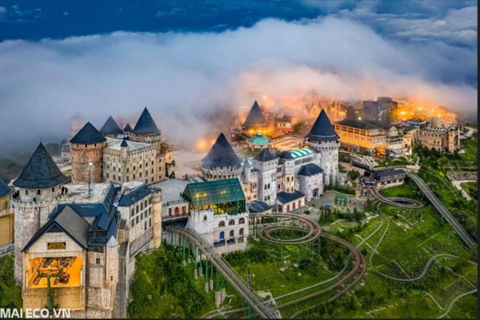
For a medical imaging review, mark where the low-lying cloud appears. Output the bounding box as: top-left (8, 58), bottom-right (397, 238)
top-left (0, 16), bottom-right (477, 154)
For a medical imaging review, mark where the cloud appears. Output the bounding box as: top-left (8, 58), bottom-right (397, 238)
top-left (0, 16), bottom-right (476, 153)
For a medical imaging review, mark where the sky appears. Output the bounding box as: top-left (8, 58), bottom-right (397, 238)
top-left (0, 0), bottom-right (477, 154)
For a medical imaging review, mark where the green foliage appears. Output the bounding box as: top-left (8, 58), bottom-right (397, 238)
top-left (292, 121), bottom-right (305, 135)
top-left (128, 246), bottom-right (207, 318)
top-left (347, 170), bottom-right (360, 181)
top-left (0, 255), bottom-right (22, 309)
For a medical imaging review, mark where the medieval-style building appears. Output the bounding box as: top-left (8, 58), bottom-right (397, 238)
top-left (70, 107), bottom-right (166, 186)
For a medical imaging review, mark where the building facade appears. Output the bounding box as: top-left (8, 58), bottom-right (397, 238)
top-left (12, 143), bottom-right (163, 318)
top-left (334, 118), bottom-right (404, 158)
top-left (70, 107), bottom-right (167, 186)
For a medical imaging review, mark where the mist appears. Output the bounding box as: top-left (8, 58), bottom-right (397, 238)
top-left (0, 16), bottom-right (477, 155)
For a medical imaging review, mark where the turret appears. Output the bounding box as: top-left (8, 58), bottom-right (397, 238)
top-left (99, 116), bottom-right (123, 138)
top-left (201, 133), bottom-right (243, 180)
top-left (12, 142), bottom-right (68, 284)
top-left (129, 107), bottom-right (165, 181)
top-left (243, 159), bottom-right (252, 183)
top-left (252, 148), bottom-right (278, 206)
top-left (70, 122), bottom-right (107, 184)
top-left (305, 109), bottom-right (340, 186)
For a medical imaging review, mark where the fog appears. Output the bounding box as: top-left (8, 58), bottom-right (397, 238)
top-left (0, 16), bottom-right (476, 154)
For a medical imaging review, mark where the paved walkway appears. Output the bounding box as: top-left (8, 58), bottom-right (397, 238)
top-left (451, 180), bottom-right (476, 201)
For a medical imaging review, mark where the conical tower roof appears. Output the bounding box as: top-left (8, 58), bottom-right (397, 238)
top-left (13, 143), bottom-right (68, 189)
top-left (121, 138), bottom-right (128, 147)
top-left (70, 122), bottom-right (107, 144)
top-left (100, 116), bottom-right (123, 135)
top-left (123, 123), bottom-right (133, 133)
top-left (306, 109), bottom-right (339, 142)
top-left (0, 178), bottom-right (12, 197)
top-left (133, 107), bottom-right (160, 135)
top-left (243, 101), bottom-right (268, 128)
top-left (201, 133), bottom-right (242, 168)
top-left (253, 147), bottom-right (277, 162)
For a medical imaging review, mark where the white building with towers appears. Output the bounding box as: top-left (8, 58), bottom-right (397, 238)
top-left (199, 107), bottom-right (340, 213)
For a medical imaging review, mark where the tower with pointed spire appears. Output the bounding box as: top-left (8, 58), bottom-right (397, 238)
top-left (70, 122), bottom-right (107, 184)
top-left (129, 107), bottom-right (166, 182)
top-left (305, 109), bottom-right (340, 185)
top-left (12, 143), bottom-right (68, 284)
top-left (201, 133), bottom-right (243, 180)
top-left (252, 147), bottom-right (278, 206)
top-left (99, 116), bottom-right (123, 138)
top-left (242, 101), bottom-right (270, 136)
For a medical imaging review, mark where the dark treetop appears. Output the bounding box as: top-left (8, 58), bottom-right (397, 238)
top-left (201, 133), bottom-right (242, 168)
top-left (305, 109), bottom-right (339, 142)
top-left (13, 142), bottom-right (68, 189)
top-left (70, 122), bottom-right (107, 144)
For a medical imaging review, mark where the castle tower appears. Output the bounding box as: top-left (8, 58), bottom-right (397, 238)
top-left (306, 109), bottom-right (340, 186)
top-left (12, 143), bottom-right (68, 284)
top-left (242, 159), bottom-right (251, 183)
top-left (70, 122), bottom-right (107, 184)
top-left (150, 188), bottom-right (163, 249)
top-left (123, 123), bottom-right (133, 138)
top-left (99, 116), bottom-right (123, 138)
top-left (201, 133), bottom-right (243, 180)
top-left (252, 148), bottom-right (278, 206)
top-left (242, 101), bottom-right (269, 136)
top-left (130, 107), bottom-right (166, 182)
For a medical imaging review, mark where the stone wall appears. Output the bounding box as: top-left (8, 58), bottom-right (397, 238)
top-left (71, 143), bottom-right (106, 184)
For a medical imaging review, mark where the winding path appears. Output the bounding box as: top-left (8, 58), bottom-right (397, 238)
top-left (436, 289), bottom-right (478, 319)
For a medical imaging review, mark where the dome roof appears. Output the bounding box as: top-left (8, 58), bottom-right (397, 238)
top-left (248, 131), bottom-right (270, 145)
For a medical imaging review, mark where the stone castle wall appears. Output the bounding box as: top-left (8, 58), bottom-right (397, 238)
top-left (71, 143), bottom-right (106, 184)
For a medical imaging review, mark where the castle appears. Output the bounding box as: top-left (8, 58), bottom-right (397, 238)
top-left (11, 142), bottom-right (162, 318)
top-left (70, 107), bottom-right (166, 185)
top-left (200, 109), bottom-right (340, 211)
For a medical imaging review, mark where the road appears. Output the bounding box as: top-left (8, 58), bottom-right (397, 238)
top-left (407, 173), bottom-right (476, 249)
top-left (169, 227), bottom-right (278, 319)
top-left (436, 289), bottom-right (478, 319)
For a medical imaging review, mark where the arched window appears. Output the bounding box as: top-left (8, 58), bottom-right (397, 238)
top-left (182, 206), bottom-right (187, 214)
top-left (51, 187), bottom-right (55, 192)
top-left (239, 218), bottom-right (245, 224)
top-left (298, 200), bottom-right (301, 208)
top-left (174, 207), bottom-right (179, 216)
top-left (219, 231), bottom-right (225, 239)
top-left (287, 204), bottom-right (290, 212)
top-left (229, 230), bottom-right (234, 238)
top-left (239, 228), bottom-right (244, 236)
top-left (37, 189), bottom-right (41, 196)
top-left (219, 221), bottom-right (225, 228)
top-left (25, 190), bottom-right (29, 195)
top-left (228, 219), bottom-right (235, 226)
top-left (168, 208), bottom-right (172, 217)
top-left (293, 203), bottom-right (296, 210)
